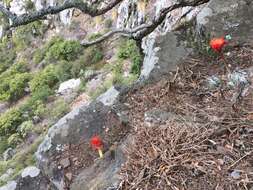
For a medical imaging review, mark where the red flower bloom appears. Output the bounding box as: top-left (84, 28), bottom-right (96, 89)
top-left (210, 37), bottom-right (227, 52)
top-left (90, 136), bottom-right (103, 150)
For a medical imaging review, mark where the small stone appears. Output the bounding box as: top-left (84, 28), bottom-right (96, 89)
top-left (65, 172), bottom-right (72, 181)
top-left (231, 170), bottom-right (241, 179)
top-left (21, 166), bottom-right (40, 178)
top-left (60, 158), bottom-right (70, 168)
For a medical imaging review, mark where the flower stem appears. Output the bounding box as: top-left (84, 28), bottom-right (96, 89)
top-left (98, 149), bottom-right (103, 158)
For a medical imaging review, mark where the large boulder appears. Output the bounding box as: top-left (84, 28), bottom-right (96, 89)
top-left (196, 0), bottom-right (253, 43)
top-left (140, 0), bottom-right (253, 82)
top-left (36, 86), bottom-right (129, 190)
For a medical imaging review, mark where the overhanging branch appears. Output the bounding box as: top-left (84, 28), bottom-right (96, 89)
top-left (81, 0), bottom-right (210, 46)
top-left (0, 0), bottom-right (123, 28)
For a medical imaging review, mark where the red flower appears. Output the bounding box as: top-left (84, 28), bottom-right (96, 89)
top-left (210, 37), bottom-right (227, 52)
top-left (90, 136), bottom-right (103, 150)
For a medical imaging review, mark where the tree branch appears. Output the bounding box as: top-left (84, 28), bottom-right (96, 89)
top-left (0, 0), bottom-right (209, 47)
top-left (81, 0), bottom-right (210, 46)
top-left (0, 0), bottom-right (123, 28)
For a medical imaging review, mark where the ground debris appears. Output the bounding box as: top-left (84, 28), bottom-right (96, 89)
top-left (120, 45), bottom-right (253, 190)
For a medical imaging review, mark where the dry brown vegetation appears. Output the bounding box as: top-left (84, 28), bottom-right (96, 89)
top-left (119, 45), bottom-right (253, 190)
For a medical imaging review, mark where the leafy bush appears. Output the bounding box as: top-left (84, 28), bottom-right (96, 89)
top-left (23, 0), bottom-right (35, 12)
top-left (49, 99), bottom-right (69, 120)
top-left (45, 38), bottom-right (83, 61)
top-left (20, 98), bottom-right (47, 119)
top-left (117, 39), bottom-right (142, 75)
top-left (33, 49), bottom-right (44, 65)
top-left (13, 21), bottom-right (47, 51)
top-left (0, 108), bottom-right (24, 136)
top-left (0, 60), bottom-right (28, 81)
top-left (0, 62), bottom-right (30, 102)
top-left (0, 137), bottom-right (8, 155)
top-left (83, 46), bottom-right (103, 65)
top-left (55, 60), bottom-right (73, 82)
top-left (7, 133), bottom-right (22, 147)
top-left (7, 73), bottom-right (30, 101)
top-left (0, 49), bottom-right (16, 74)
top-left (19, 120), bottom-right (34, 138)
top-left (29, 65), bottom-right (58, 95)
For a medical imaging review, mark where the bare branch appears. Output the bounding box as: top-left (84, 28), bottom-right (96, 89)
top-left (81, 0), bottom-right (210, 46)
top-left (81, 24), bottom-right (149, 47)
top-left (1, 0), bottom-right (123, 28)
top-left (0, 0), bottom-right (209, 48)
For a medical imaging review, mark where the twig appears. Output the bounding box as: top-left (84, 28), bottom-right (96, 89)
top-left (228, 151), bottom-right (253, 170)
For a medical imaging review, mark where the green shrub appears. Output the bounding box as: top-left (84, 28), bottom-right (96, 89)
top-left (23, 0), bottom-right (35, 12)
top-left (32, 100), bottom-right (46, 117)
top-left (29, 65), bottom-right (58, 95)
top-left (83, 46), bottom-right (103, 65)
top-left (20, 98), bottom-right (47, 119)
top-left (117, 39), bottom-right (142, 75)
top-left (0, 61), bottom-right (29, 81)
top-left (45, 38), bottom-right (83, 61)
top-left (8, 133), bottom-right (22, 147)
top-left (7, 73), bottom-right (31, 101)
top-left (13, 21), bottom-right (47, 51)
top-left (55, 60), bottom-right (73, 82)
top-left (0, 108), bottom-right (24, 136)
top-left (0, 137), bottom-right (8, 155)
top-left (0, 61), bottom-right (30, 102)
top-left (49, 99), bottom-right (69, 120)
top-left (33, 49), bottom-right (44, 64)
top-left (0, 49), bottom-right (16, 74)
top-left (31, 86), bottom-right (54, 103)
top-left (19, 120), bottom-right (34, 138)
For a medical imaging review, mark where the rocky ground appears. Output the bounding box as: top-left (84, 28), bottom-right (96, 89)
top-left (119, 44), bottom-right (253, 190)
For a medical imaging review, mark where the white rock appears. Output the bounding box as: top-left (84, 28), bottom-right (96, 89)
top-left (57, 79), bottom-right (81, 94)
top-left (21, 166), bottom-right (40, 178)
top-left (0, 181), bottom-right (17, 190)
